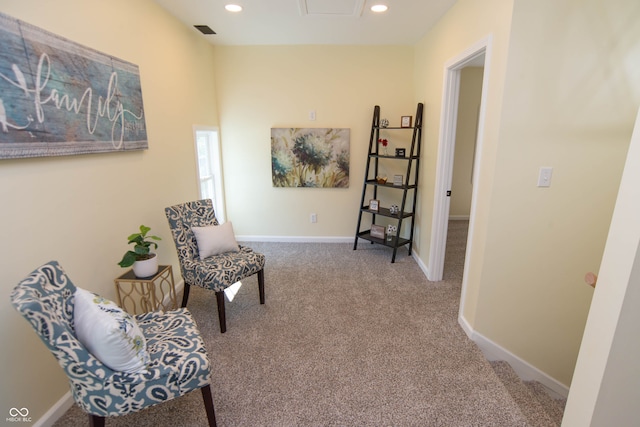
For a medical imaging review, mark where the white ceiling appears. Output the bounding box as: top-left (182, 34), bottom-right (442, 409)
top-left (154, 0), bottom-right (458, 45)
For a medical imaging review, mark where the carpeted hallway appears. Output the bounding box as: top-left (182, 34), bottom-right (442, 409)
top-left (55, 221), bottom-right (536, 426)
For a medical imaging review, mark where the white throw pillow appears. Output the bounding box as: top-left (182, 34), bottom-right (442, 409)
top-left (192, 222), bottom-right (240, 260)
top-left (73, 287), bottom-right (150, 373)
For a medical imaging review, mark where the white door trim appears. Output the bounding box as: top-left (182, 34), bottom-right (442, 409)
top-left (427, 36), bottom-right (492, 286)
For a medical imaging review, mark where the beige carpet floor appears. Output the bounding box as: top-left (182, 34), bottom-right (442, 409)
top-left (54, 221), bottom-right (530, 426)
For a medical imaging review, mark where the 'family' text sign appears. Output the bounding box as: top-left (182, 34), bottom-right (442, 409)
top-left (0, 13), bottom-right (148, 159)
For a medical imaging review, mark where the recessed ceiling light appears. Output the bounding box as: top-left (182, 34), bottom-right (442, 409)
top-left (225, 4), bottom-right (243, 12)
top-left (371, 4), bottom-right (388, 13)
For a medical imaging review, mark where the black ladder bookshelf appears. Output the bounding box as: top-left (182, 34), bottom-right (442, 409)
top-left (353, 103), bottom-right (423, 262)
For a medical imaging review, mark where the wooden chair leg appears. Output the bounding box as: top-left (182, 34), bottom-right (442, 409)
top-left (215, 291), bottom-right (226, 333)
top-left (181, 283), bottom-right (191, 307)
top-left (89, 414), bottom-right (105, 427)
top-left (257, 269), bottom-right (265, 304)
top-left (201, 384), bottom-right (218, 427)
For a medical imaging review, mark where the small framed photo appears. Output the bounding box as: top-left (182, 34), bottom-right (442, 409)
top-left (369, 199), bottom-right (380, 211)
top-left (395, 148), bottom-right (406, 157)
top-left (370, 224), bottom-right (385, 239)
top-left (393, 175), bottom-right (403, 186)
top-left (401, 115), bottom-right (412, 128)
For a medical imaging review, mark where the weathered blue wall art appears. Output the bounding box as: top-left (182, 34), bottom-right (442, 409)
top-left (0, 12), bottom-right (148, 159)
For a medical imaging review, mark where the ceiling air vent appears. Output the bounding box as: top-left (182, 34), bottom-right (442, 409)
top-left (194, 25), bottom-right (216, 35)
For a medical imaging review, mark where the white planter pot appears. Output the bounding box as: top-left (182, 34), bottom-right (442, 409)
top-left (132, 254), bottom-right (159, 278)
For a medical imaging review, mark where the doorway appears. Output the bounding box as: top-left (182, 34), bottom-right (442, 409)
top-left (427, 38), bottom-right (490, 298)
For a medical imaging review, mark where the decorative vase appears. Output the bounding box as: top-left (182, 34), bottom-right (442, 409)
top-left (386, 225), bottom-right (397, 241)
top-left (132, 253), bottom-right (159, 278)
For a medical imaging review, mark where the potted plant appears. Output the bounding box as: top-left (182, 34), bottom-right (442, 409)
top-left (118, 225), bottom-right (162, 278)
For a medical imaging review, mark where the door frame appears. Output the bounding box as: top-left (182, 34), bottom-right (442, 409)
top-left (427, 37), bottom-right (491, 285)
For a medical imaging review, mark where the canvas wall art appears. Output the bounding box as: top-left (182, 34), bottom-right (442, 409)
top-left (0, 12), bottom-right (148, 159)
top-left (271, 128), bottom-right (349, 188)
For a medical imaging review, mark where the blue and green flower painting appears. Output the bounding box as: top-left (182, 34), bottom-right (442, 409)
top-left (271, 128), bottom-right (350, 188)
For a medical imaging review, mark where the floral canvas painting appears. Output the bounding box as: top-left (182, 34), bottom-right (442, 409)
top-left (271, 128), bottom-right (349, 188)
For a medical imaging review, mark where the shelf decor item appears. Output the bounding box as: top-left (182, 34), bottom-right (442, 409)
top-left (369, 199), bottom-right (380, 211)
top-left (386, 225), bottom-right (397, 241)
top-left (370, 224), bottom-right (385, 239)
top-left (354, 103), bottom-right (423, 262)
top-left (378, 138), bottom-right (389, 155)
top-left (380, 118), bottom-right (389, 128)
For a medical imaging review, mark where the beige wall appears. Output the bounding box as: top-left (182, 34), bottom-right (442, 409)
top-left (213, 45), bottom-right (415, 239)
top-left (429, 0), bottom-right (639, 389)
top-left (471, 0), bottom-right (640, 387)
top-left (450, 67), bottom-right (484, 218)
top-left (414, 0), bottom-right (639, 391)
top-left (0, 0), bottom-right (218, 421)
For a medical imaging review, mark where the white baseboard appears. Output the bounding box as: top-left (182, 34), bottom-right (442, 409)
top-left (237, 235), bottom-right (353, 243)
top-left (459, 315), bottom-right (569, 399)
top-left (33, 391), bottom-right (73, 427)
top-left (412, 250), bottom-right (431, 279)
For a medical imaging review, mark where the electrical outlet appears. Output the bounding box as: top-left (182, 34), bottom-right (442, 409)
top-left (310, 213), bottom-right (317, 223)
top-left (309, 110), bottom-right (316, 121)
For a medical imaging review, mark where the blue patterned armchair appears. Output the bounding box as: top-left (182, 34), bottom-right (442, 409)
top-left (165, 199), bottom-right (265, 333)
top-left (10, 261), bottom-right (217, 427)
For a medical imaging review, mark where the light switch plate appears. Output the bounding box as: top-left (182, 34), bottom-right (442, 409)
top-left (537, 167), bottom-right (553, 187)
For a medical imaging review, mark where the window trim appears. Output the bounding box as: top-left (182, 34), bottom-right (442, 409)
top-left (193, 126), bottom-right (225, 223)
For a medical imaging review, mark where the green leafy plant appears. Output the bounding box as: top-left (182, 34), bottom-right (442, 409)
top-left (117, 225), bottom-right (161, 268)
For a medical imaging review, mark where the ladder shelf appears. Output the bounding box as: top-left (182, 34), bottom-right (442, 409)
top-left (353, 103), bottom-right (423, 263)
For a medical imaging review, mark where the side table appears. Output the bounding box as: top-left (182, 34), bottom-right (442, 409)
top-left (114, 265), bottom-right (178, 315)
